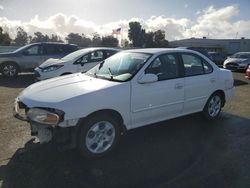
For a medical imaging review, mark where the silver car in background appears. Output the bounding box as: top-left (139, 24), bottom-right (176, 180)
top-left (0, 42), bottom-right (78, 77)
top-left (223, 52), bottom-right (250, 71)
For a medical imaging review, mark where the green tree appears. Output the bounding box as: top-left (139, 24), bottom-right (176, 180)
top-left (92, 33), bottom-right (102, 47)
top-left (102, 35), bottom-right (118, 47)
top-left (0, 27), bottom-right (12, 46)
top-left (128, 22), bottom-right (145, 47)
top-left (14, 27), bottom-right (28, 46)
top-left (80, 34), bottom-right (91, 47)
top-left (50, 34), bottom-right (63, 42)
top-left (65, 33), bottom-right (82, 46)
top-left (144, 32), bottom-right (155, 47)
top-left (65, 33), bottom-right (92, 47)
top-left (154, 30), bottom-right (168, 47)
top-left (31, 32), bottom-right (50, 42)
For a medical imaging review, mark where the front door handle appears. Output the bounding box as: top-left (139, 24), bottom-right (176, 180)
top-left (175, 83), bottom-right (183, 89)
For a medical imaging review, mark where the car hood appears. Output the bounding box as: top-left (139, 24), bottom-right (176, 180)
top-left (225, 58), bottom-right (249, 64)
top-left (0, 52), bottom-right (16, 57)
top-left (39, 58), bottom-right (68, 68)
top-left (19, 73), bottom-right (120, 107)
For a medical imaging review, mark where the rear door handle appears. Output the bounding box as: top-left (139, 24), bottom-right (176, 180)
top-left (175, 83), bottom-right (183, 89)
top-left (210, 78), bottom-right (216, 83)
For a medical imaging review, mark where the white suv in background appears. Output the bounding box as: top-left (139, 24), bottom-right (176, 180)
top-left (34, 47), bottom-right (120, 80)
top-left (14, 48), bottom-right (234, 159)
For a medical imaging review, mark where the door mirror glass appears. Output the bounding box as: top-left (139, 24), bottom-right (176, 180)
top-left (138, 74), bottom-right (158, 84)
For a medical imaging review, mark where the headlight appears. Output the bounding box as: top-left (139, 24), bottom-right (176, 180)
top-left (27, 108), bottom-right (64, 125)
top-left (42, 65), bottom-right (64, 72)
top-left (239, 62), bottom-right (247, 67)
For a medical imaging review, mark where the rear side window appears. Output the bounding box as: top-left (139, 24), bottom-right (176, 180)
top-left (61, 45), bottom-right (78, 53)
top-left (181, 53), bottom-right (213, 76)
top-left (43, 44), bottom-right (60, 55)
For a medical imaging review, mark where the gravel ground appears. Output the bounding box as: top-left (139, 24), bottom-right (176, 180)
top-left (0, 72), bottom-right (249, 188)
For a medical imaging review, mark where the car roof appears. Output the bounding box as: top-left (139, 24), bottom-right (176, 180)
top-left (123, 48), bottom-right (201, 55)
top-left (81, 47), bottom-right (121, 51)
top-left (30, 42), bottom-right (77, 46)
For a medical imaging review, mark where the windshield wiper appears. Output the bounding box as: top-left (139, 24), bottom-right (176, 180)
top-left (108, 67), bottom-right (114, 80)
top-left (98, 60), bottom-right (105, 70)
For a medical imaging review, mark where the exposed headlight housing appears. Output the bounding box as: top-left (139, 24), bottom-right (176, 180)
top-left (42, 65), bottom-right (64, 72)
top-left (27, 108), bottom-right (64, 125)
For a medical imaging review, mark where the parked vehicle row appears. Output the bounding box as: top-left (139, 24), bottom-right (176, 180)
top-left (34, 48), bottom-right (120, 80)
top-left (223, 52), bottom-right (250, 71)
top-left (0, 42), bottom-right (78, 77)
top-left (14, 48), bottom-right (235, 158)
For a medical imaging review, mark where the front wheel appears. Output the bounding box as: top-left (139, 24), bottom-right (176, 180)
top-left (1, 63), bottom-right (19, 77)
top-left (78, 114), bottom-right (121, 159)
top-left (202, 93), bottom-right (222, 120)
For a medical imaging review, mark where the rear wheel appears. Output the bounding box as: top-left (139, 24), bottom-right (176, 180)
top-left (60, 72), bottom-right (72, 76)
top-left (78, 114), bottom-right (121, 159)
top-left (202, 93), bottom-right (222, 120)
top-left (1, 62), bottom-right (19, 77)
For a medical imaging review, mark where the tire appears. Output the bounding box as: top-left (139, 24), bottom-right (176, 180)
top-left (0, 62), bottom-right (19, 77)
top-left (60, 72), bottom-right (72, 76)
top-left (78, 114), bottom-right (121, 159)
top-left (202, 93), bottom-right (222, 120)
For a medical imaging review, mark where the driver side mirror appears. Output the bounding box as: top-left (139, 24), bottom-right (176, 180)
top-left (138, 74), bottom-right (158, 84)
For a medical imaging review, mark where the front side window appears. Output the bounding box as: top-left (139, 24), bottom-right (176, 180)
top-left (181, 53), bottom-right (213, 76)
top-left (90, 51), bottom-right (104, 62)
top-left (145, 54), bottom-right (179, 81)
top-left (23, 45), bottom-right (41, 55)
top-left (87, 52), bottom-right (151, 82)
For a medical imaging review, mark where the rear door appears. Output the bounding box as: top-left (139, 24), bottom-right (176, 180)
top-left (180, 52), bottom-right (216, 114)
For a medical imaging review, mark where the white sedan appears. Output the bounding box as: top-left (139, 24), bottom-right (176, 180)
top-left (14, 48), bottom-right (234, 158)
top-left (34, 47), bottom-right (120, 80)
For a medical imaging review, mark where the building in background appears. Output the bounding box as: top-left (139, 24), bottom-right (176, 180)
top-left (169, 37), bottom-right (250, 55)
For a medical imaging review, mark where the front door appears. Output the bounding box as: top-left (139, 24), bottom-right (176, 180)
top-left (130, 53), bottom-right (185, 128)
top-left (20, 44), bottom-right (44, 70)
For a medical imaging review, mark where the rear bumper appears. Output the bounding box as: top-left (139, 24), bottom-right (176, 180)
top-left (224, 87), bottom-right (235, 102)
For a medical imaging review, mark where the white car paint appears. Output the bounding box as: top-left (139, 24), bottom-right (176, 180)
top-left (15, 48), bottom-right (235, 143)
top-left (34, 47), bottom-right (120, 80)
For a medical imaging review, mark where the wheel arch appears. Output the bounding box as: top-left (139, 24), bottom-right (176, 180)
top-left (77, 109), bottom-right (127, 133)
top-left (60, 72), bottom-right (72, 76)
top-left (209, 90), bottom-right (226, 107)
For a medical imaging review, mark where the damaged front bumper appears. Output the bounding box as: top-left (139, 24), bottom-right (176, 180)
top-left (13, 98), bottom-right (79, 147)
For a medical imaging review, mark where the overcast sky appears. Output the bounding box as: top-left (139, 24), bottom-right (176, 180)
top-left (0, 0), bottom-right (250, 40)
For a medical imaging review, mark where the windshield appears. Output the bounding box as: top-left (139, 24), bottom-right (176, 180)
top-left (13, 44), bottom-right (34, 53)
top-left (231, 53), bottom-right (250, 59)
top-left (61, 48), bottom-right (92, 61)
top-left (86, 52), bottom-right (152, 82)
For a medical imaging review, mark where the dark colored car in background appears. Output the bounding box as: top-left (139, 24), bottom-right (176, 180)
top-left (223, 52), bottom-right (250, 71)
top-left (0, 42), bottom-right (78, 77)
top-left (208, 52), bottom-right (226, 67)
top-left (246, 65), bottom-right (250, 79)
top-left (177, 47), bottom-right (212, 60)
